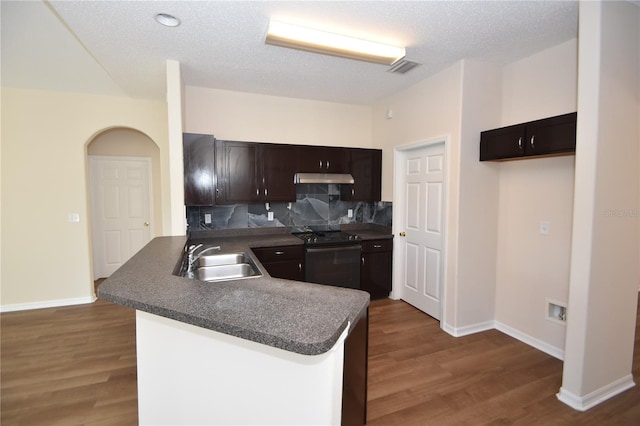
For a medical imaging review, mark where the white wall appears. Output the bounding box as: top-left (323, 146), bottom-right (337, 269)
top-left (372, 63), bottom-right (463, 203)
top-left (559, 0), bottom-right (639, 410)
top-left (372, 61), bottom-right (503, 331)
top-left (0, 88), bottom-right (168, 309)
top-left (184, 86), bottom-right (372, 149)
top-left (494, 39), bottom-right (578, 356)
top-left (456, 60), bottom-right (502, 329)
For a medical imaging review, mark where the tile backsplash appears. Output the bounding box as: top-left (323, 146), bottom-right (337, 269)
top-left (186, 184), bottom-right (392, 231)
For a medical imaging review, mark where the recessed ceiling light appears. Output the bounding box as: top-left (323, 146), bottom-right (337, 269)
top-left (155, 13), bottom-right (180, 27)
top-left (265, 21), bottom-right (405, 66)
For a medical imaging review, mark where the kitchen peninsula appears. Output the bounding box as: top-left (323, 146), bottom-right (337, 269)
top-left (98, 226), bottom-right (383, 425)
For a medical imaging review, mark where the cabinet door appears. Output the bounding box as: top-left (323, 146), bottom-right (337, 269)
top-left (341, 149), bottom-right (382, 201)
top-left (524, 112), bottom-right (577, 157)
top-left (298, 146), bottom-right (347, 173)
top-left (479, 124), bottom-right (526, 161)
top-left (216, 140), bottom-right (259, 203)
top-left (252, 245), bottom-right (304, 281)
top-left (183, 133), bottom-right (216, 206)
top-left (361, 240), bottom-right (392, 299)
top-left (324, 147), bottom-right (348, 173)
top-left (261, 260), bottom-right (304, 281)
top-left (298, 146), bottom-right (326, 172)
top-left (261, 144), bottom-right (297, 201)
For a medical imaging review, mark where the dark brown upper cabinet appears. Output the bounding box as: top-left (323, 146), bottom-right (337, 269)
top-left (480, 112), bottom-right (577, 161)
top-left (260, 143), bottom-right (298, 201)
top-left (298, 146), bottom-right (348, 173)
top-left (341, 148), bottom-right (382, 201)
top-left (183, 133), bottom-right (216, 206)
top-left (215, 140), bottom-right (297, 204)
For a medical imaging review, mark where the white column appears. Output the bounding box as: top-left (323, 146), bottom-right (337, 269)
top-left (166, 59), bottom-right (186, 236)
top-left (558, 0), bottom-right (640, 411)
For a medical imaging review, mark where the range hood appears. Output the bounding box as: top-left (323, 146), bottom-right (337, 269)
top-left (294, 173), bottom-right (355, 184)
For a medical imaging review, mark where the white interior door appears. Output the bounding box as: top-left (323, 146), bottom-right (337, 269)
top-left (89, 156), bottom-right (152, 279)
top-left (394, 141), bottom-right (446, 320)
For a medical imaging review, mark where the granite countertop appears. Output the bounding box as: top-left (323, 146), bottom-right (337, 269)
top-left (98, 225), bottom-right (391, 356)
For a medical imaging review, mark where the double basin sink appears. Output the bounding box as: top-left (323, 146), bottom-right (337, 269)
top-left (179, 247), bottom-right (262, 283)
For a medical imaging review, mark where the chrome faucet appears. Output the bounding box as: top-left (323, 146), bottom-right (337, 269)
top-left (186, 244), bottom-right (221, 270)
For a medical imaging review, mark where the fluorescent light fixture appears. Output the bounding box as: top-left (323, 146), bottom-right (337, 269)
top-left (265, 21), bottom-right (405, 65)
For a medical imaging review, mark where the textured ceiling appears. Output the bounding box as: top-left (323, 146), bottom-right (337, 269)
top-left (1, 1), bottom-right (579, 105)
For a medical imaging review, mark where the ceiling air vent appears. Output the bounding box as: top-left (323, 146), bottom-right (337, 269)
top-left (388, 59), bottom-right (421, 74)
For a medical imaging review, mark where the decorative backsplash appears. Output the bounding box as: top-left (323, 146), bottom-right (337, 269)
top-left (186, 184), bottom-right (392, 231)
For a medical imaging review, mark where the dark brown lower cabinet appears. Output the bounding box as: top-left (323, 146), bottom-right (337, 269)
top-left (342, 307), bottom-right (368, 426)
top-left (361, 239), bottom-right (393, 300)
top-left (251, 245), bottom-right (304, 281)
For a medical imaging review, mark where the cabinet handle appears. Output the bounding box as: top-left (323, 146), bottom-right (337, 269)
top-left (518, 137), bottom-right (523, 149)
top-left (275, 251), bottom-right (284, 255)
top-left (351, 188), bottom-right (355, 197)
top-left (319, 160), bottom-right (323, 169)
top-left (362, 257), bottom-right (365, 265)
top-left (326, 160), bottom-right (330, 170)
top-left (264, 188), bottom-right (268, 196)
top-left (256, 188), bottom-right (259, 196)
top-left (530, 135), bottom-right (535, 149)
top-left (298, 263), bottom-right (302, 272)
top-left (373, 244), bottom-right (382, 248)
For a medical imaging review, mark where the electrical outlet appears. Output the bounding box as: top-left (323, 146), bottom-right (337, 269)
top-left (204, 213), bottom-right (212, 224)
top-left (348, 209), bottom-right (353, 218)
top-left (267, 211), bottom-right (274, 221)
top-left (68, 213), bottom-right (80, 223)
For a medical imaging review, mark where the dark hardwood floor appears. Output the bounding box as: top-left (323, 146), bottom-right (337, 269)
top-left (367, 297), bottom-right (640, 425)
top-left (1, 294), bottom-right (638, 425)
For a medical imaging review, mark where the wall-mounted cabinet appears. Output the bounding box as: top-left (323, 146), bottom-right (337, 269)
top-left (215, 140), bottom-right (297, 204)
top-left (183, 133), bottom-right (216, 206)
top-left (480, 112), bottom-right (577, 161)
top-left (184, 135), bottom-right (383, 205)
top-left (298, 146), bottom-right (348, 173)
top-left (341, 148), bottom-right (382, 201)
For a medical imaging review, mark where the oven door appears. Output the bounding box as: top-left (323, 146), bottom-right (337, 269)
top-left (305, 244), bottom-right (361, 289)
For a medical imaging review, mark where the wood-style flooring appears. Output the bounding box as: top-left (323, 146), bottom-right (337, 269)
top-left (1, 294), bottom-right (639, 425)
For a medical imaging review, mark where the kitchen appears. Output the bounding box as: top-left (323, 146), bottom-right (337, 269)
top-left (1, 1), bottom-right (639, 424)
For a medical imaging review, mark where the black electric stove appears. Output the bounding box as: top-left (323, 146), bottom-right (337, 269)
top-left (292, 227), bottom-right (360, 246)
top-left (292, 226), bottom-right (362, 289)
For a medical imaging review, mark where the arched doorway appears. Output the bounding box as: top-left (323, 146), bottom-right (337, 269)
top-left (87, 127), bottom-right (161, 282)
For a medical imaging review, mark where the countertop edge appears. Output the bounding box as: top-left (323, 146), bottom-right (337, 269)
top-left (98, 231), bottom-right (380, 356)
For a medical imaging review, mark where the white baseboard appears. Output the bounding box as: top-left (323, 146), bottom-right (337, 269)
top-left (557, 374), bottom-right (636, 411)
top-left (441, 318), bottom-right (565, 360)
top-left (1, 295), bottom-right (96, 313)
top-left (441, 320), bottom-right (494, 337)
top-left (495, 320), bottom-right (564, 360)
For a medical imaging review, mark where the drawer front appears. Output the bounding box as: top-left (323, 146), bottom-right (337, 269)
top-left (362, 239), bottom-right (392, 253)
top-left (252, 245), bottom-right (303, 262)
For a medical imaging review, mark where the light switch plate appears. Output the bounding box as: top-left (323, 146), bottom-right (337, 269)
top-left (268, 211), bottom-right (274, 221)
top-left (204, 213), bottom-right (212, 224)
top-left (348, 209), bottom-right (353, 218)
top-left (539, 220), bottom-right (550, 235)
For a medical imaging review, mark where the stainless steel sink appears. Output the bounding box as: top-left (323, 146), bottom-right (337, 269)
top-left (178, 250), bottom-right (262, 282)
top-left (197, 252), bottom-right (249, 267)
top-left (196, 263), bottom-right (261, 282)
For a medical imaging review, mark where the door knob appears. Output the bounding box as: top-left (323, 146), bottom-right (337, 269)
top-left (144, 222), bottom-right (149, 227)
top-left (399, 231), bottom-right (406, 237)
